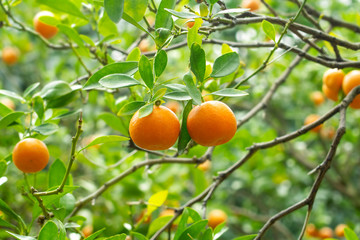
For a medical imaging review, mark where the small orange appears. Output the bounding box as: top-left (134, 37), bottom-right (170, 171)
top-left (165, 101), bottom-right (181, 115)
top-left (33, 11), bottom-right (58, 39)
top-left (0, 98), bottom-right (15, 110)
top-left (318, 227), bottom-right (333, 239)
top-left (12, 138), bottom-right (49, 173)
top-left (129, 105), bottom-right (180, 150)
top-left (2, 47), bottom-right (19, 65)
top-left (208, 209), bottom-right (227, 229)
top-left (187, 101), bottom-right (237, 146)
top-left (305, 223), bottom-right (318, 237)
top-left (241, 0), bottom-right (261, 11)
top-left (304, 114), bottom-right (323, 133)
top-left (139, 39), bottom-right (149, 52)
top-left (186, 20), bottom-right (195, 28)
top-left (342, 70), bottom-right (360, 109)
top-left (310, 91), bottom-right (325, 106)
top-left (320, 127), bottom-right (336, 140)
top-left (159, 209), bottom-right (175, 218)
top-left (323, 68), bottom-right (344, 91)
top-left (81, 225), bottom-right (93, 238)
top-left (335, 224), bottom-right (348, 237)
top-left (197, 160), bottom-right (211, 171)
top-left (322, 84), bottom-right (338, 101)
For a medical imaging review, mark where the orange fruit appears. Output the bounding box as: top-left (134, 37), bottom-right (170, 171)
top-left (139, 40), bottom-right (149, 52)
top-left (12, 138), bottom-right (49, 173)
top-left (187, 101), bottom-right (237, 146)
top-left (320, 127), bottom-right (336, 140)
top-left (304, 114), bottom-right (323, 133)
top-left (322, 84), bottom-right (338, 101)
top-left (310, 91), bottom-right (325, 106)
top-left (82, 225), bottom-right (93, 238)
top-left (202, 91), bottom-right (213, 102)
top-left (33, 11), bottom-right (58, 39)
top-left (0, 98), bottom-right (15, 110)
top-left (241, 0), bottom-right (261, 11)
top-left (342, 70), bottom-right (360, 109)
top-left (186, 20), bottom-right (195, 28)
top-left (208, 209), bottom-right (227, 229)
top-left (159, 209), bottom-right (175, 218)
top-left (2, 47), bottom-right (19, 65)
top-left (335, 224), bottom-right (348, 237)
top-left (318, 227), bottom-right (333, 239)
top-left (323, 68), bottom-right (344, 92)
top-left (129, 105), bottom-right (180, 150)
top-left (197, 160), bottom-right (211, 171)
top-left (165, 101), bottom-right (181, 115)
top-left (305, 224), bottom-right (318, 237)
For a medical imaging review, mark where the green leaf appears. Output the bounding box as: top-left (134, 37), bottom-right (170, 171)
top-left (32, 123), bottom-right (59, 135)
top-left (40, 81), bottom-right (72, 100)
top-left (0, 102), bottom-right (13, 116)
top-left (23, 82), bottom-right (40, 99)
top-left (164, 92), bottom-right (192, 101)
top-left (199, 2), bottom-right (209, 17)
top-left (59, 193), bottom-right (76, 213)
top-left (127, 47), bottom-right (141, 61)
top-left (178, 220), bottom-right (208, 240)
top-left (183, 73), bottom-right (202, 105)
top-left (262, 20), bottom-right (276, 42)
top-left (58, 25), bottom-right (85, 49)
top-left (0, 90), bottom-right (25, 102)
top-left (155, 0), bottom-right (176, 30)
top-left (174, 208), bottom-right (190, 240)
top-left (138, 104), bottom-right (154, 118)
top-left (0, 198), bottom-right (27, 234)
top-left (165, 83), bottom-right (187, 92)
top-left (164, 8), bottom-right (200, 19)
top-left (85, 228), bottom-right (106, 240)
top-left (211, 52), bottom-right (240, 78)
top-left (99, 12), bottom-right (119, 38)
top-left (123, 13), bottom-right (154, 39)
top-left (0, 112), bottom-right (24, 129)
top-left (6, 232), bottom-right (35, 240)
top-left (36, 0), bottom-right (87, 20)
top-left (52, 109), bottom-right (81, 120)
top-left (33, 96), bottom-right (44, 121)
top-left (0, 160), bottom-right (7, 177)
top-left (345, 227), bottom-right (359, 240)
top-left (190, 43), bottom-right (206, 82)
top-left (46, 90), bottom-right (78, 109)
top-left (187, 208), bottom-right (201, 222)
top-left (139, 55), bottom-right (154, 89)
top-left (154, 50), bottom-right (168, 77)
top-left (214, 223), bottom-right (228, 239)
top-left (177, 101), bottom-right (192, 154)
top-left (98, 113), bottom-right (129, 136)
top-left (221, 43), bottom-right (233, 54)
top-left (131, 232), bottom-right (148, 240)
top-left (0, 218), bottom-right (17, 231)
top-left (147, 190), bottom-right (168, 215)
top-left (38, 221), bottom-right (58, 240)
top-left (147, 216), bottom-right (172, 237)
top-left (193, 168), bottom-right (207, 196)
top-left (104, 0), bottom-right (124, 23)
top-left (118, 101), bottom-right (146, 116)
top-left (48, 159), bottom-right (67, 188)
top-left (153, 88), bottom-right (167, 101)
top-left (210, 89), bottom-right (248, 97)
top-left (80, 135), bottom-right (129, 151)
top-left (213, 8), bottom-right (249, 17)
top-left (106, 234), bottom-right (127, 240)
top-left (99, 74), bottom-right (141, 89)
top-left (124, 0), bottom-right (148, 22)
top-left (83, 62), bottom-right (138, 90)
top-left (202, 228), bottom-right (213, 240)
top-left (187, 17), bottom-right (203, 49)
top-left (209, 0), bottom-right (220, 4)
top-left (232, 234), bottom-right (258, 240)
top-left (80, 34), bottom-right (96, 47)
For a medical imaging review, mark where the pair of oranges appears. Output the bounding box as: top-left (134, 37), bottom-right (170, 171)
top-left (129, 100), bottom-right (237, 151)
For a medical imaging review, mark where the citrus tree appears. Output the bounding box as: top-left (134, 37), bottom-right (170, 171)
top-left (0, 0), bottom-right (360, 239)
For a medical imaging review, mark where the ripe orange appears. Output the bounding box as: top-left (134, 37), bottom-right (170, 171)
top-left (323, 68), bottom-right (344, 92)
top-left (159, 209), bottom-right (175, 218)
top-left (82, 225), bottom-right (93, 238)
top-left (2, 47), bottom-right (19, 65)
top-left (186, 20), bottom-right (195, 28)
top-left (342, 70), bottom-right (360, 109)
top-left (322, 84), bottom-right (338, 101)
top-left (335, 224), bottom-right (347, 237)
top-left (33, 11), bottom-right (58, 39)
top-left (187, 101), bottom-right (237, 146)
top-left (310, 91), bottom-right (325, 106)
top-left (165, 101), bottom-right (181, 115)
top-left (208, 209), bottom-right (227, 229)
top-left (12, 138), bottom-right (49, 173)
top-left (197, 160), bottom-right (211, 171)
top-left (139, 39), bottom-right (149, 52)
top-left (129, 105), bottom-right (180, 150)
top-left (241, 0), bottom-right (261, 11)
top-left (318, 227), bottom-right (333, 239)
top-left (304, 114), bottom-right (323, 133)
top-left (0, 98), bottom-right (15, 110)
top-left (305, 224), bottom-right (318, 237)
